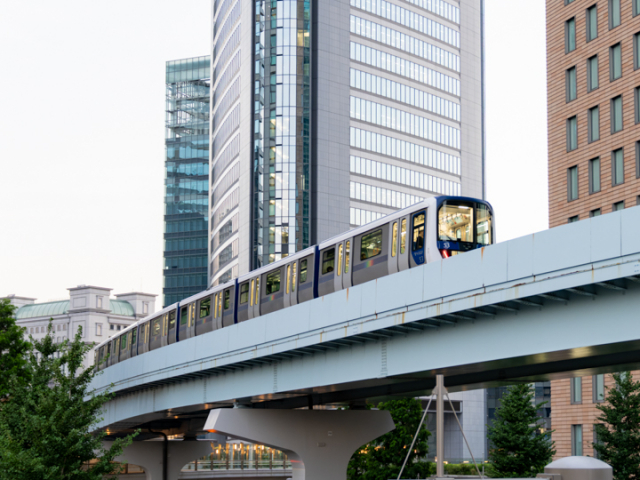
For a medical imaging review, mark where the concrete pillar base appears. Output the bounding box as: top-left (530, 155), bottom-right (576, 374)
top-left (104, 438), bottom-right (221, 480)
top-left (204, 408), bottom-right (395, 480)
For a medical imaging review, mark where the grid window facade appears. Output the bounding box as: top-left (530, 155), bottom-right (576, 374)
top-left (610, 43), bottom-right (622, 80)
top-left (588, 55), bottom-right (599, 91)
top-left (568, 165), bottom-right (579, 201)
top-left (590, 157), bottom-right (601, 193)
top-left (589, 106), bottom-right (600, 142)
top-left (612, 148), bottom-right (624, 185)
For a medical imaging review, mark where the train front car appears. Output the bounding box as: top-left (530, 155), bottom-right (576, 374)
top-left (431, 197), bottom-right (495, 260)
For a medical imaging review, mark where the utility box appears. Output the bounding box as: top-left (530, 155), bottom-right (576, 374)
top-left (537, 456), bottom-right (613, 480)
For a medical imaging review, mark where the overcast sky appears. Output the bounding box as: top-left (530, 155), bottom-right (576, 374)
top-left (0, 0), bottom-right (547, 303)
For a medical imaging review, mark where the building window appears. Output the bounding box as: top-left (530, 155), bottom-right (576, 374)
top-left (568, 166), bottom-right (579, 201)
top-left (587, 5), bottom-right (598, 41)
top-left (591, 208), bottom-right (602, 217)
top-left (635, 87), bottom-right (640, 123)
top-left (143, 302), bottom-right (149, 314)
top-left (572, 425), bottom-right (584, 456)
top-left (590, 157), bottom-right (601, 193)
top-left (569, 215), bottom-right (580, 223)
top-left (612, 148), bottom-right (624, 185)
top-left (587, 55), bottom-right (599, 91)
top-left (611, 96), bottom-right (623, 132)
top-left (610, 43), bottom-right (622, 80)
top-left (635, 34), bottom-right (640, 70)
top-left (593, 374), bottom-right (605, 401)
top-left (637, 142), bottom-right (640, 178)
top-left (566, 67), bottom-right (577, 101)
top-left (110, 324), bottom-right (114, 330)
top-left (588, 106), bottom-right (600, 142)
top-left (566, 0), bottom-right (575, 4)
top-left (636, 0), bottom-right (640, 16)
top-left (571, 377), bottom-right (582, 403)
top-left (637, 195), bottom-right (640, 205)
top-left (96, 296), bottom-right (103, 309)
top-left (96, 324), bottom-right (102, 336)
top-left (594, 426), bottom-right (602, 459)
top-left (614, 200), bottom-right (625, 211)
top-left (566, 18), bottom-right (576, 53)
top-left (567, 116), bottom-right (578, 151)
top-left (609, 0), bottom-right (621, 29)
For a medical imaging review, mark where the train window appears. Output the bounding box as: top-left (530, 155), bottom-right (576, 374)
top-left (131, 329), bottom-right (137, 346)
top-left (200, 298), bottom-right (211, 318)
top-left (361, 230), bottom-right (383, 260)
top-left (322, 249), bottom-right (335, 274)
top-left (213, 294), bottom-right (218, 318)
top-left (412, 214), bottom-right (425, 251)
top-left (217, 294), bottom-right (223, 316)
top-left (300, 259), bottom-right (308, 283)
top-left (266, 270), bottom-right (281, 294)
top-left (400, 219), bottom-right (407, 254)
top-left (224, 289), bottom-right (231, 309)
top-left (286, 265), bottom-right (291, 294)
top-left (337, 244), bottom-right (343, 276)
top-left (169, 311), bottom-right (176, 330)
top-left (152, 318), bottom-right (161, 337)
top-left (162, 315), bottom-right (168, 336)
top-left (240, 283), bottom-right (249, 304)
top-left (476, 204), bottom-right (492, 245)
top-left (392, 222), bottom-right (398, 257)
top-left (250, 280), bottom-right (255, 306)
top-left (144, 323), bottom-right (150, 343)
top-left (438, 204), bottom-right (473, 243)
top-left (345, 241), bottom-right (350, 273)
top-left (121, 334), bottom-right (128, 350)
top-left (292, 263), bottom-right (297, 291)
top-left (180, 306), bottom-right (188, 325)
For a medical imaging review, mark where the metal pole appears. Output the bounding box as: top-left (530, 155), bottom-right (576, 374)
top-left (436, 374), bottom-right (444, 478)
top-left (148, 429), bottom-right (168, 480)
top-left (397, 394), bottom-right (435, 480)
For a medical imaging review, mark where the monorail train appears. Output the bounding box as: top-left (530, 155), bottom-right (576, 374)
top-left (95, 196), bottom-right (494, 370)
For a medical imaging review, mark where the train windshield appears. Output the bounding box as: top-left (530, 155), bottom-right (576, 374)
top-left (438, 201), bottom-right (493, 249)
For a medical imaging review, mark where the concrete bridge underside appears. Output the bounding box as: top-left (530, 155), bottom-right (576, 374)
top-left (94, 208), bottom-right (640, 439)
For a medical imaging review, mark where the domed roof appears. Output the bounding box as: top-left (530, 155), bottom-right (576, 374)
top-left (16, 301), bottom-right (70, 319)
top-left (546, 456), bottom-right (612, 470)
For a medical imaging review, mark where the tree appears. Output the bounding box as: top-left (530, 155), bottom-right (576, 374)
top-left (347, 397), bottom-right (431, 480)
top-left (593, 372), bottom-right (640, 480)
top-left (0, 321), bottom-right (138, 479)
top-left (487, 384), bottom-right (555, 478)
top-left (0, 299), bottom-right (30, 398)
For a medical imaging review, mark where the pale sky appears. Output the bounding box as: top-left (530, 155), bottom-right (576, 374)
top-left (0, 1), bottom-right (548, 303)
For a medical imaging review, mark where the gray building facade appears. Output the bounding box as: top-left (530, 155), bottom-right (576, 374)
top-left (208, 0), bottom-right (485, 284)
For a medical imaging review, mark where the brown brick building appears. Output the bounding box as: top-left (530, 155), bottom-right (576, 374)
top-left (548, 0), bottom-right (640, 227)
top-left (547, 0), bottom-right (640, 458)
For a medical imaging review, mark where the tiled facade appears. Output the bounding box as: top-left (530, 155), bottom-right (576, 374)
top-left (550, 372), bottom-right (639, 459)
top-left (547, 0), bottom-right (640, 227)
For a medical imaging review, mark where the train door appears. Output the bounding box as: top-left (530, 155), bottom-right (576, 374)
top-left (222, 286), bottom-right (235, 327)
top-left (119, 333), bottom-right (130, 361)
top-left (248, 276), bottom-right (261, 319)
top-left (388, 221), bottom-right (400, 275)
top-left (196, 296), bottom-right (213, 336)
top-left (352, 225), bottom-right (389, 286)
top-left (168, 309), bottom-right (177, 344)
top-left (332, 239), bottom-right (354, 291)
top-left (261, 267), bottom-right (285, 315)
top-left (409, 210), bottom-right (427, 267)
top-left (318, 246), bottom-right (336, 297)
top-left (397, 216), bottom-right (410, 272)
top-left (212, 291), bottom-right (223, 330)
top-left (137, 322), bottom-right (149, 354)
top-left (149, 316), bottom-right (163, 351)
top-left (297, 255), bottom-right (315, 303)
top-left (130, 327), bottom-right (138, 357)
top-left (161, 313), bottom-right (169, 347)
top-left (111, 339), bottom-right (120, 366)
top-left (237, 281), bottom-right (250, 322)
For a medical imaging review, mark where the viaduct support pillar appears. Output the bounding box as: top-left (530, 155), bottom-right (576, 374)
top-left (104, 438), bottom-right (221, 480)
top-left (204, 408), bottom-right (395, 480)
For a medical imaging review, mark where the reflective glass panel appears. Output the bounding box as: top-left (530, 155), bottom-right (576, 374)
top-left (400, 219), bottom-right (407, 254)
top-left (476, 204), bottom-right (492, 245)
top-left (413, 214), bottom-right (425, 251)
top-left (240, 283), bottom-right (249, 304)
top-left (344, 242), bottom-right (351, 274)
top-left (438, 205), bottom-right (473, 242)
top-left (266, 270), bottom-right (281, 294)
top-left (300, 259), bottom-right (308, 283)
top-left (392, 222), bottom-right (398, 257)
top-left (200, 298), bottom-right (211, 318)
top-left (361, 230), bottom-right (383, 260)
top-left (322, 249), bottom-right (335, 274)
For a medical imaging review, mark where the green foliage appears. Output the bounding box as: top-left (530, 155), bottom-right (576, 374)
top-left (444, 462), bottom-right (481, 475)
top-left (347, 397), bottom-right (431, 480)
top-left (487, 384), bottom-right (555, 478)
top-left (0, 321), bottom-right (138, 480)
top-left (0, 299), bottom-right (30, 398)
top-left (593, 372), bottom-right (640, 480)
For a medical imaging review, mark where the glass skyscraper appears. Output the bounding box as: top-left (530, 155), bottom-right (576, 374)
top-left (209, 0), bottom-right (486, 286)
top-left (163, 56), bottom-right (211, 307)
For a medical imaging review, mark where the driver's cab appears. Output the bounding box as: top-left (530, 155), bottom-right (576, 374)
top-left (436, 198), bottom-right (494, 258)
